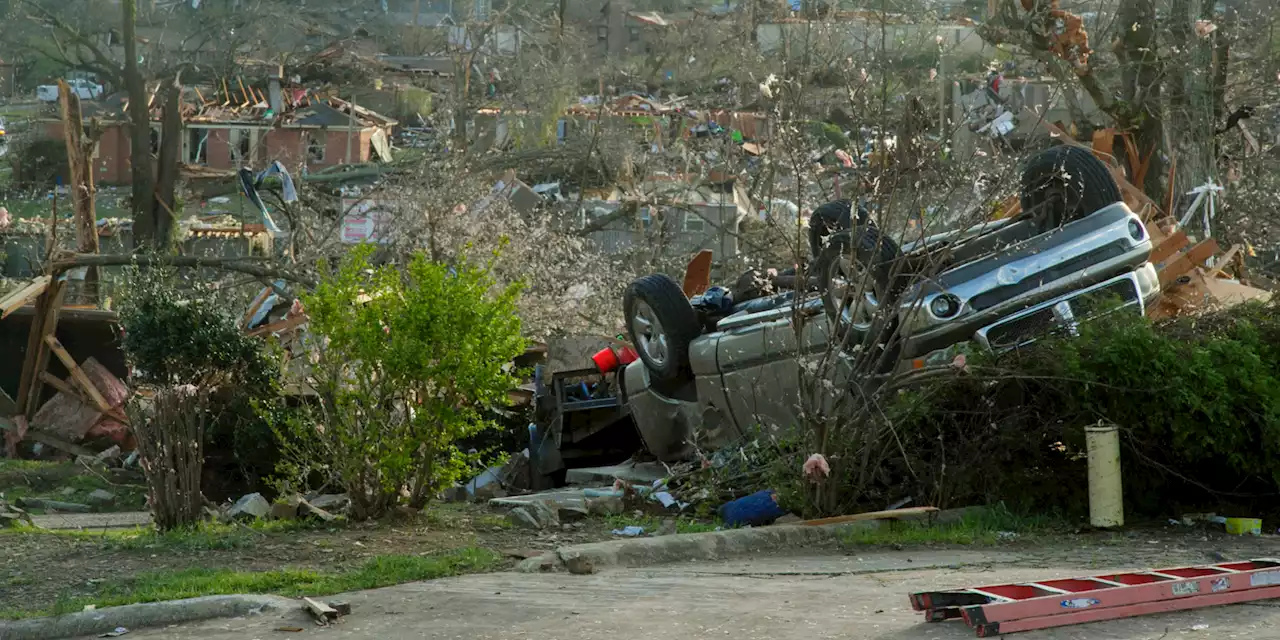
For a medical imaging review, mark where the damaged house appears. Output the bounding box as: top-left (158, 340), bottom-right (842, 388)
top-left (38, 79), bottom-right (398, 185)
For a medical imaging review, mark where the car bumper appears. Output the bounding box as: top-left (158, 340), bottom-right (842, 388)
top-left (907, 263), bottom-right (1158, 358)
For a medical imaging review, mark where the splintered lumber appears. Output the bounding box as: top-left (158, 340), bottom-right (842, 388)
top-left (1149, 230), bottom-right (1190, 266)
top-left (303, 597), bottom-right (339, 622)
top-left (1205, 244), bottom-right (1243, 279)
top-left (17, 281), bottom-right (67, 417)
top-left (800, 506), bottom-right (939, 527)
top-left (1158, 239), bottom-right (1221, 288)
top-left (0, 277), bottom-right (52, 319)
top-left (44, 336), bottom-right (110, 412)
top-left (0, 416), bottom-right (96, 458)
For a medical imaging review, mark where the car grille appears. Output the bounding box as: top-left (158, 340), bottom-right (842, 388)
top-left (968, 241), bottom-right (1130, 312)
top-left (983, 276), bottom-right (1141, 350)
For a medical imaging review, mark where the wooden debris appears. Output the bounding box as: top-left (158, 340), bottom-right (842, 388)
top-left (1158, 239), bottom-right (1220, 289)
top-left (1205, 244), bottom-right (1243, 280)
top-left (303, 597), bottom-right (339, 623)
top-left (17, 281), bottom-right (67, 417)
top-left (31, 357), bottom-right (130, 443)
top-left (15, 497), bottom-right (91, 513)
top-left (298, 498), bottom-right (337, 522)
top-left (799, 506), bottom-right (939, 527)
top-left (0, 276), bottom-right (52, 319)
top-left (0, 416), bottom-right (96, 457)
top-left (45, 336), bottom-right (110, 412)
top-left (1149, 230), bottom-right (1190, 266)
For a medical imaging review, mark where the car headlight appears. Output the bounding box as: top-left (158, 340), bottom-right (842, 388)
top-left (930, 294), bottom-right (961, 319)
top-left (1128, 219), bottom-right (1145, 242)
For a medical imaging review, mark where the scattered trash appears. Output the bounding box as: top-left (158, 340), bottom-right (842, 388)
top-left (802, 453), bottom-right (830, 481)
top-left (83, 604), bottom-right (96, 611)
top-left (209, 196), bottom-right (231, 204)
top-left (996, 531), bottom-right (1019, 541)
top-left (1190, 623), bottom-right (1210, 631)
top-left (611, 525), bottom-right (645, 537)
top-left (227, 493), bottom-right (271, 520)
top-left (98, 628), bottom-right (128, 638)
top-left (303, 596), bottom-right (340, 624)
top-left (275, 627), bottom-right (305, 633)
top-left (719, 489), bottom-right (789, 527)
top-left (1225, 517), bottom-right (1262, 536)
top-left (886, 496), bottom-right (914, 511)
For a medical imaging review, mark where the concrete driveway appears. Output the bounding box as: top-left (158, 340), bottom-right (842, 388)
top-left (98, 543), bottom-right (1280, 640)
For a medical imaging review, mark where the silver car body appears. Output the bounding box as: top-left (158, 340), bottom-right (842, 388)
top-left (624, 201), bottom-right (1158, 460)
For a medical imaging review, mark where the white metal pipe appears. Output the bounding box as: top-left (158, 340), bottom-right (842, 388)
top-left (1085, 423), bottom-right (1124, 528)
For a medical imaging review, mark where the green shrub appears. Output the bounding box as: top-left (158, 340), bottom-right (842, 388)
top-left (117, 273), bottom-right (282, 486)
top-left (272, 245), bottom-right (525, 519)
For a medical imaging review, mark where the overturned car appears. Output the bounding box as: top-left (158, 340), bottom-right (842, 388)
top-left (619, 145), bottom-right (1158, 461)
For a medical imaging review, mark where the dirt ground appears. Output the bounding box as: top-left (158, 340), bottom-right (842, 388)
top-left (0, 504), bottom-right (625, 614)
top-left (99, 535), bottom-right (1280, 640)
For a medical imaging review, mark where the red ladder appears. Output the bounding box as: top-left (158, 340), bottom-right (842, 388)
top-left (909, 559), bottom-right (1280, 636)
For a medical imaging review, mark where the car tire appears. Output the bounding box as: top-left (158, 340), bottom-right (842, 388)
top-left (624, 274), bottom-right (701, 381)
top-left (815, 226), bottom-right (901, 337)
top-left (808, 199), bottom-right (873, 259)
top-left (1020, 144), bottom-right (1121, 231)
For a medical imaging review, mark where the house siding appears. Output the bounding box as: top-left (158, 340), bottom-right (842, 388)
top-left (39, 122), bottom-right (381, 184)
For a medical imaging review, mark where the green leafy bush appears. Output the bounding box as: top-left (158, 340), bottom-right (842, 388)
top-left (272, 245), bottom-right (525, 519)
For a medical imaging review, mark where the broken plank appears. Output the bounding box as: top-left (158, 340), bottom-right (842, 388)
top-left (303, 597), bottom-right (338, 621)
top-left (38, 371), bottom-right (128, 424)
top-left (0, 416), bottom-right (97, 458)
top-left (0, 276), bottom-right (52, 319)
top-left (43, 335), bottom-right (110, 413)
top-left (1205, 244), bottom-right (1243, 280)
top-left (245, 313), bottom-right (309, 338)
top-left (0, 386), bottom-right (16, 415)
top-left (18, 281), bottom-right (67, 418)
top-left (800, 506), bottom-right (939, 527)
top-left (1158, 239), bottom-right (1221, 289)
top-left (1149, 230), bottom-right (1190, 266)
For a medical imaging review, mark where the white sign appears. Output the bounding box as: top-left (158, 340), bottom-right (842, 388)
top-left (340, 199), bottom-right (391, 244)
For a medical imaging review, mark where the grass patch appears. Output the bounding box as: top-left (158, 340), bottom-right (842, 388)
top-left (604, 514), bottom-right (721, 535)
top-left (1, 518), bottom-right (330, 550)
top-left (0, 547), bottom-right (503, 619)
top-left (839, 504), bottom-right (1067, 547)
top-left (0, 460), bottom-right (147, 512)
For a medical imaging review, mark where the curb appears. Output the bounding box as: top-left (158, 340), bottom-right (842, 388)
top-left (515, 506), bottom-right (984, 574)
top-left (0, 595), bottom-right (295, 640)
top-left (516, 521), bottom-right (869, 574)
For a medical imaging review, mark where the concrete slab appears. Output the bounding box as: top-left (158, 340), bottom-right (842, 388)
top-left (565, 461), bottom-right (666, 486)
top-left (30, 511), bottom-right (151, 530)
top-left (91, 547), bottom-right (1280, 640)
top-left (488, 488), bottom-right (588, 510)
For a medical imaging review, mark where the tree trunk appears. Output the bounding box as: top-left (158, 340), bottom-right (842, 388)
top-left (153, 79), bottom-right (182, 247)
top-left (122, 0), bottom-right (159, 250)
top-left (1117, 0), bottom-right (1166, 205)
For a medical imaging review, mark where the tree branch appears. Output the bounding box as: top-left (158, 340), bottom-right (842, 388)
top-left (48, 254), bottom-right (318, 288)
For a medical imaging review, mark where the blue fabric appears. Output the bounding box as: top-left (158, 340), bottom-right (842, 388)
top-left (718, 489), bottom-right (788, 527)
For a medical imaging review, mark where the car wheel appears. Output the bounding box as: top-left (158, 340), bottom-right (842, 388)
top-left (624, 274), bottom-right (701, 381)
top-left (808, 199), bottom-right (873, 258)
top-left (1020, 144), bottom-right (1122, 231)
top-left (815, 226), bottom-right (901, 335)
